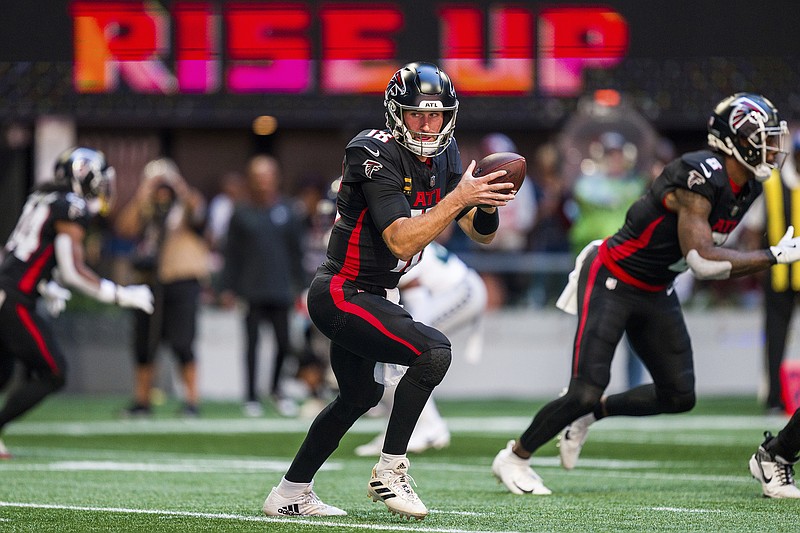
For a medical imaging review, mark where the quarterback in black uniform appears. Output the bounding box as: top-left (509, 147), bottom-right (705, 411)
top-left (263, 62), bottom-right (516, 519)
top-left (0, 147), bottom-right (154, 458)
top-left (491, 93), bottom-right (795, 495)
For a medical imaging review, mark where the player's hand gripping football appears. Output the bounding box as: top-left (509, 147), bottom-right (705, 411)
top-left (454, 160), bottom-right (515, 209)
top-left (116, 284), bottom-right (155, 314)
top-left (770, 226), bottom-right (800, 264)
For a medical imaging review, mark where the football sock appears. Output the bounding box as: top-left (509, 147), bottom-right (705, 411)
top-left (276, 477), bottom-right (311, 497)
top-left (378, 452), bottom-right (406, 470)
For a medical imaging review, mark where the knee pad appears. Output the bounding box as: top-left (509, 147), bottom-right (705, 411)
top-left (405, 347), bottom-right (452, 390)
top-left (562, 379), bottom-right (604, 412)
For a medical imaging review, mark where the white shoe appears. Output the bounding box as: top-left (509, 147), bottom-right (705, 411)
top-left (272, 396), bottom-right (300, 418)
top-left (407, 425), bottom-right (451, 454)
top-left (0, 438), bottom-right (11, 459)
top-left (749, 432), bottom-right (800, 499)
top-left (243, 401), bottom-right (263, 418)
top-left (368, 457), bottom-right (428, 520)
top-left (262, 483), bottom-right (347, 516)
top-left (558, 413), bottom-right (596, 470)
top-left (355, 434), bottom-right (385, 457)
top-left (491, 440), bottom-right (551, 495)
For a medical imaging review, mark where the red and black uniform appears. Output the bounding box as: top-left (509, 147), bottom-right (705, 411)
top-left (287, 129), bottom-right (461, 482)
top-left (0, 188), bottom-right (87, 432)
top-left (520, 150), bottom-right (763, 453)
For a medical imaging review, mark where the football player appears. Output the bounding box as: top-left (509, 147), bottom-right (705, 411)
top-left (0, 147), bottom-right (154, 459)
top-left (262, 61), bottom-right (516, 519)
top-left (492, 93), bottom-right (794, 495)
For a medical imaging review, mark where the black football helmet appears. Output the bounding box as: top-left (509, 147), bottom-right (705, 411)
top-left (707, 93), bottom-right (788, 181)
top-left (53, 147), bottom-right (116, 214)
top-left (384, 62), bottom-right (458, 157)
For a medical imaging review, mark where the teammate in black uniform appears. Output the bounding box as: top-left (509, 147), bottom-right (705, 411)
top-left (262, 62), bottom-right (516, 519)
top-left (491, 93), bottom-right (794, 495)
top-left (0, 147), bottom-right (154, 458)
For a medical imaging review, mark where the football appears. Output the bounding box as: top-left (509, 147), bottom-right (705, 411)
top-left (473, 151), bottom-right (526, 194)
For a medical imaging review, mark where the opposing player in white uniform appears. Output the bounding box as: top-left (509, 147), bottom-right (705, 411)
top-left (355, 240), bottom-right (487, 456)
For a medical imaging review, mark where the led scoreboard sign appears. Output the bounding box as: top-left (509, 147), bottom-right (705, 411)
top-left (70, 1), bottom-right (629, 97)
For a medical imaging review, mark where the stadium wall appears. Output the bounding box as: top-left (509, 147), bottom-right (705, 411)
top-left (56, 306), bottom-right (779, 400)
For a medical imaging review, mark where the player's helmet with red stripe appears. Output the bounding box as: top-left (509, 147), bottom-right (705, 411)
top-left (384, 62), bottom-right (458, 157)
top-left (707, 93), bottom-right (789, 181)
top-left (53, 147), bottom-right (116, 214)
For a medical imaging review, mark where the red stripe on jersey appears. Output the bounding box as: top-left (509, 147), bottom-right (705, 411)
top-left (330, 274), bottom-right (421, 356)
top-left (19, 244), bottom-right (54, 294)
top-left (16, 303), bottom-right (61, 375)
top-left (573, 252), bottom-right (603, 377)
top-left (599, 217), bottom-right (669, 292)
top-left (340, 209), bottom-right (367, 280)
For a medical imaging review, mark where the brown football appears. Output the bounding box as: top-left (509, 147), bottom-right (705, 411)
top-left (473, 151), bottom-right (526, 194)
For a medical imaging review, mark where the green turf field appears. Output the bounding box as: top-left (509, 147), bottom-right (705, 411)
top-left (0, 395), bottom-right (797, 532)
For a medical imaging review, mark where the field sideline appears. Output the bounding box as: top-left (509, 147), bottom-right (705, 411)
top-left (1, 395), bottom-right (798, 532)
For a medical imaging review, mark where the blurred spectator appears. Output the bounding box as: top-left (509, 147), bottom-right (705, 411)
top-left (116, 157), bottom-right (209, 417)
top-left (740, 129), bottom-right (800, 413)
top-left (205, 170), bottom-right (246, 297)
top-left (527, 142), bottom-right (572, 307)
top-left (219, 154), bottom-right (306, 417)
top-left (477, 133), bottom-right (537, 307)
top-left (568, 131), bottom-right (647, 255)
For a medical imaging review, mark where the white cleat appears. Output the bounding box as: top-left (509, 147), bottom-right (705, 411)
top-left (262, 483), bottom-right (347, 517)
top-left (407, 425), bottom-right (451, 454)
top-left (491, 440), bottom-right (551, 495)
top-left (749, 432), bottom-right (800, 499)
top-left (368, 457), bottom-right (428, 520)
top-left (558, 413), bottom-right (596, 470)
top-left (355, 434), bottom-right (385, 457)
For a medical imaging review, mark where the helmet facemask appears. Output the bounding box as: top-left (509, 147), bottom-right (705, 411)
top-left (729, 121), bottom-right (789, 181)
top-left (386, 100), bottom-right (458, 157)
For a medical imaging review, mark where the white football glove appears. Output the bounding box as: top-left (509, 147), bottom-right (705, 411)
top-left (116, 284), bottom-right (155, 314)
top-left (37, 280), bottom-right (72, 317)
top-left (770, 226), bottom-right (800, 264)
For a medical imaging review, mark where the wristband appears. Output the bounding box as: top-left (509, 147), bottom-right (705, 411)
top-left (98, 279), bottom-right (117, 304)
top-left (472, 207), bottom-right (499, 235)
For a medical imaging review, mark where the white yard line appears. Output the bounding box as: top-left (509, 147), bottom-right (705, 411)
top-left (0, 501), bottom-right (523, 533)
top-left (6, 414), bottom-right (788, 437)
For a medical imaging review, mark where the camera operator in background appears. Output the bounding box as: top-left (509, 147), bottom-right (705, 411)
top-left (116, 158), bottom-right (209, 418)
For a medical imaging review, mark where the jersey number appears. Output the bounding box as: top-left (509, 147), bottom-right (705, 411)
top-left (7, 197), bottom-right (50, 262)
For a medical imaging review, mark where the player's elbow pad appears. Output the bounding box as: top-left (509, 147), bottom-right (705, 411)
top-left (685, 249), bottom-right (732, 280)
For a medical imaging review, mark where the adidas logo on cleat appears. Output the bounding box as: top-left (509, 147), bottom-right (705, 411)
top-left (277, 504), bottom-right (301, 516)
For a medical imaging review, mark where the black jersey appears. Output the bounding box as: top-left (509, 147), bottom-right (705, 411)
top-left (0, 190), bottom-right (92, 302)
top-left (323, 129), bottom-right (462, 289)
top-left (601, 150), bottom-right (762, 290)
